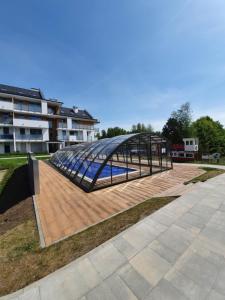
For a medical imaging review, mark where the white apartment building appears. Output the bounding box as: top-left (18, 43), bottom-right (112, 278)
top-left (0, 84), bottom-right (99, 154)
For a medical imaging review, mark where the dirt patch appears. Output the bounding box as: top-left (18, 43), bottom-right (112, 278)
top-left (0, 197), bottom-right (34, 235)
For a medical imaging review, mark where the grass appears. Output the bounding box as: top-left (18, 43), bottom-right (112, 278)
top-left (0, 158), bottom-right (27, 196)
top-left (0, 195), bottom-right (177, 296)
top-left (185, 157), bottom-right (225, 166)
top-left (0, 156), bottom-right (49, 196)
top-left (184, 167), bottom-right (225, 185)
top-left (0, 152), bottom-right (48, 158)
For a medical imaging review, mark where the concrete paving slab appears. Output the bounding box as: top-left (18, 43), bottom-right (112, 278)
top-left (85, 282), bottom-right (117, 300)
top-left (112, 236), bottom-right (139, 259)
top-left (177, 253), bottom-right (218, 289)
top-left (118, 264), bottom-right (152, 300)
top-left (213, 268), bottom-right (225, 296)
top-left (176, 211), bottom-right (207, 230)
top-left (157, 224), bottom-right (195, 255)
top-left (165, 269), bottom-right (210, 300)
top-left (130, 247), bottom-right (171, 287)
top-left (144, 279), bottom-right (188, 300)
top-left (148, 240), bottom-right (180, 264)
top-left (89, 243), bottom-right (127, 279)
top-left (206, 290), bottom-right (225, 300)
top-left (122, 223), bottom-right (155, 251)
top-left (18, 288), bottom-right (40, 300)
top-left (105, 274), bottom-right (138, 300)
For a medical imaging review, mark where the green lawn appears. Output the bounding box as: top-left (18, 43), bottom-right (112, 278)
top-left (0, 152), bottom-right (49, 158)
top-left (0, 158), bottom-right (27, 196)
top-left (0, 156), bottom-right (49, 196)
top-left (185, 157), bottom-right (225, 166)
top-left (184, 167), bottom-right (225, 185)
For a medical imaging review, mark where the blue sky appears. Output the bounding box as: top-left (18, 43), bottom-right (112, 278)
top-left (1, 0), bottom-right (225, 131)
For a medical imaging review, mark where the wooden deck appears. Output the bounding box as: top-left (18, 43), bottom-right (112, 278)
top-left (36, 161), bottom-right (204, 246)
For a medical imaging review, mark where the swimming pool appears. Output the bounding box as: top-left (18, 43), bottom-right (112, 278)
top-left (60, 159), bottom-right (136, 180)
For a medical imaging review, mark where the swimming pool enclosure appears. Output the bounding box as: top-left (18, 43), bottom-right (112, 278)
top-left (50, 133), bottom-right (173, 192)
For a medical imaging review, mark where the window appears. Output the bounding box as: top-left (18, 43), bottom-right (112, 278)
top-left (69, 131), bottom-right (75, 135)
top-left (179, 152), bottom-right (184, 157)
top-left (29, 103), bottom-right (41, 112)
top-left (186, 153), bottom-right (194, 158)
top-left (30, 129), bottom-right (42, 135)
top-left (0, 97), bottom-right (11, 102)
top-left (186, 141), bottom-right (189, 145)
top-left (3, 127), bottom-right (9, 134)
top-left (30, 115), bottom-right (42, 120)
top-left (190, 140), bottom-right (193, 145)
top-left (20, 128), bottom-right (25, 135)
top-left (48, 106), bottom-right (55, 114)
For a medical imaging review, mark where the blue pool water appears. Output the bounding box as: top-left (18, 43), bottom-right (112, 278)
top-left (61, 159), bottom-right (136, 180)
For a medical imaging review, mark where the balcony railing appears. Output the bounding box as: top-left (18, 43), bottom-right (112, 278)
top-left (58, 123), bottom-right (67, 129)
top-left (14, 103), bottom-right (42, 113)
top-left (0, 118), bottom-right (13, 125)
top-left (58, 135), bottom-right (84, 142)
top-left (0, 100), bottom-right (13, 111)
top-left (13, 118), bottom-right (49, 128)
top-left (0, 134), bottom-right (13, 140)
top-left (58, 135), bottom-right (69, 141)
top-left (16, 134), bottom-right (43, 140)
top-left (72, 124), bottom-right (95, 130)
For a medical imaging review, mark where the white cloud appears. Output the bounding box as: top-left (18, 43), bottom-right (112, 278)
top-left (193, 107), bottom-right (225, 126)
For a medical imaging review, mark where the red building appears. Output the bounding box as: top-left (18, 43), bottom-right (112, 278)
top-left (171, 138), bottom-right (199, 162)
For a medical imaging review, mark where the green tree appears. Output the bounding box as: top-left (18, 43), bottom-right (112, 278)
top-left (192, 116), bottom-right (225, 154)
top-left (162, 117), bottom-right (183, 144)
top-left (100, 129), bottom-right (107, 139)
top-left (162, 102), bottom-right (192, 143)
top-left (107, 127), bottom-right (127, 137)
top-left (131, 123), bottom-right (153, 133)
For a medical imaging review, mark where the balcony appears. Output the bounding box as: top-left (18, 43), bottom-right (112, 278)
top-left (0, 118), bottom-right (13, 125)
top-left (0, 134), bottom-right (13, 140)
top-left (13, 118), bottom-right (49, 129)
top-left (69, 135), bottom-right (84, 142)
top-left (16, 134), bottom-right (43, 141)
top-left (14, 103), bottom-right (42, 113)
top-left (58, 135), bottom-right (68, 141)
top-left (72, 124), bottom-right (95, 130)
top-left (0, 100), bottom-right (13, 111)
top-left (57, 135), bottom-right (84, 142)
top-left (58, 123), bottom-right (67, 129)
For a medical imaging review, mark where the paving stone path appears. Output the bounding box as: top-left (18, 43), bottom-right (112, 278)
top-left (2, 171), bottom-right (225, 299)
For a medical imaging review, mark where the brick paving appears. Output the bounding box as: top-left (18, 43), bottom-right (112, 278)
top-left (36, 161), bottom-right (203, 246)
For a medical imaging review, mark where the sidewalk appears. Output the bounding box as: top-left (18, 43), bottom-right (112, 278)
top-left (2, 173), bottom-right (225, 299)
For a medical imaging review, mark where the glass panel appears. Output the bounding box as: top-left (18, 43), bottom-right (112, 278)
top-left (50, 133), bottom-right (172, 192)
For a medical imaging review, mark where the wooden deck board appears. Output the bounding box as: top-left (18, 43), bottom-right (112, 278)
top-left (36, 161), bottom-right (204, 246)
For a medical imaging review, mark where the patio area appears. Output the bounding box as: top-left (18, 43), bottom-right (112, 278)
top-left (35, 161), bottom-right (204, 246)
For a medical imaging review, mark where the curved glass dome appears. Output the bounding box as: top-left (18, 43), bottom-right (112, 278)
top-left (50, 133), bottom-right (172, 192)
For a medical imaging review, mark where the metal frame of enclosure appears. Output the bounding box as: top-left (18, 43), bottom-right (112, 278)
top-left (50, 133), bottom-right (173, 192)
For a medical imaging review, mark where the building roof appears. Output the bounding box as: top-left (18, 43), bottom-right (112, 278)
top-left (59, 106), bottom-right (97, 121)
top-left (0, 84), bottom-right (44, 99)
top-left (0, 84), bottom-right (98, 121)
